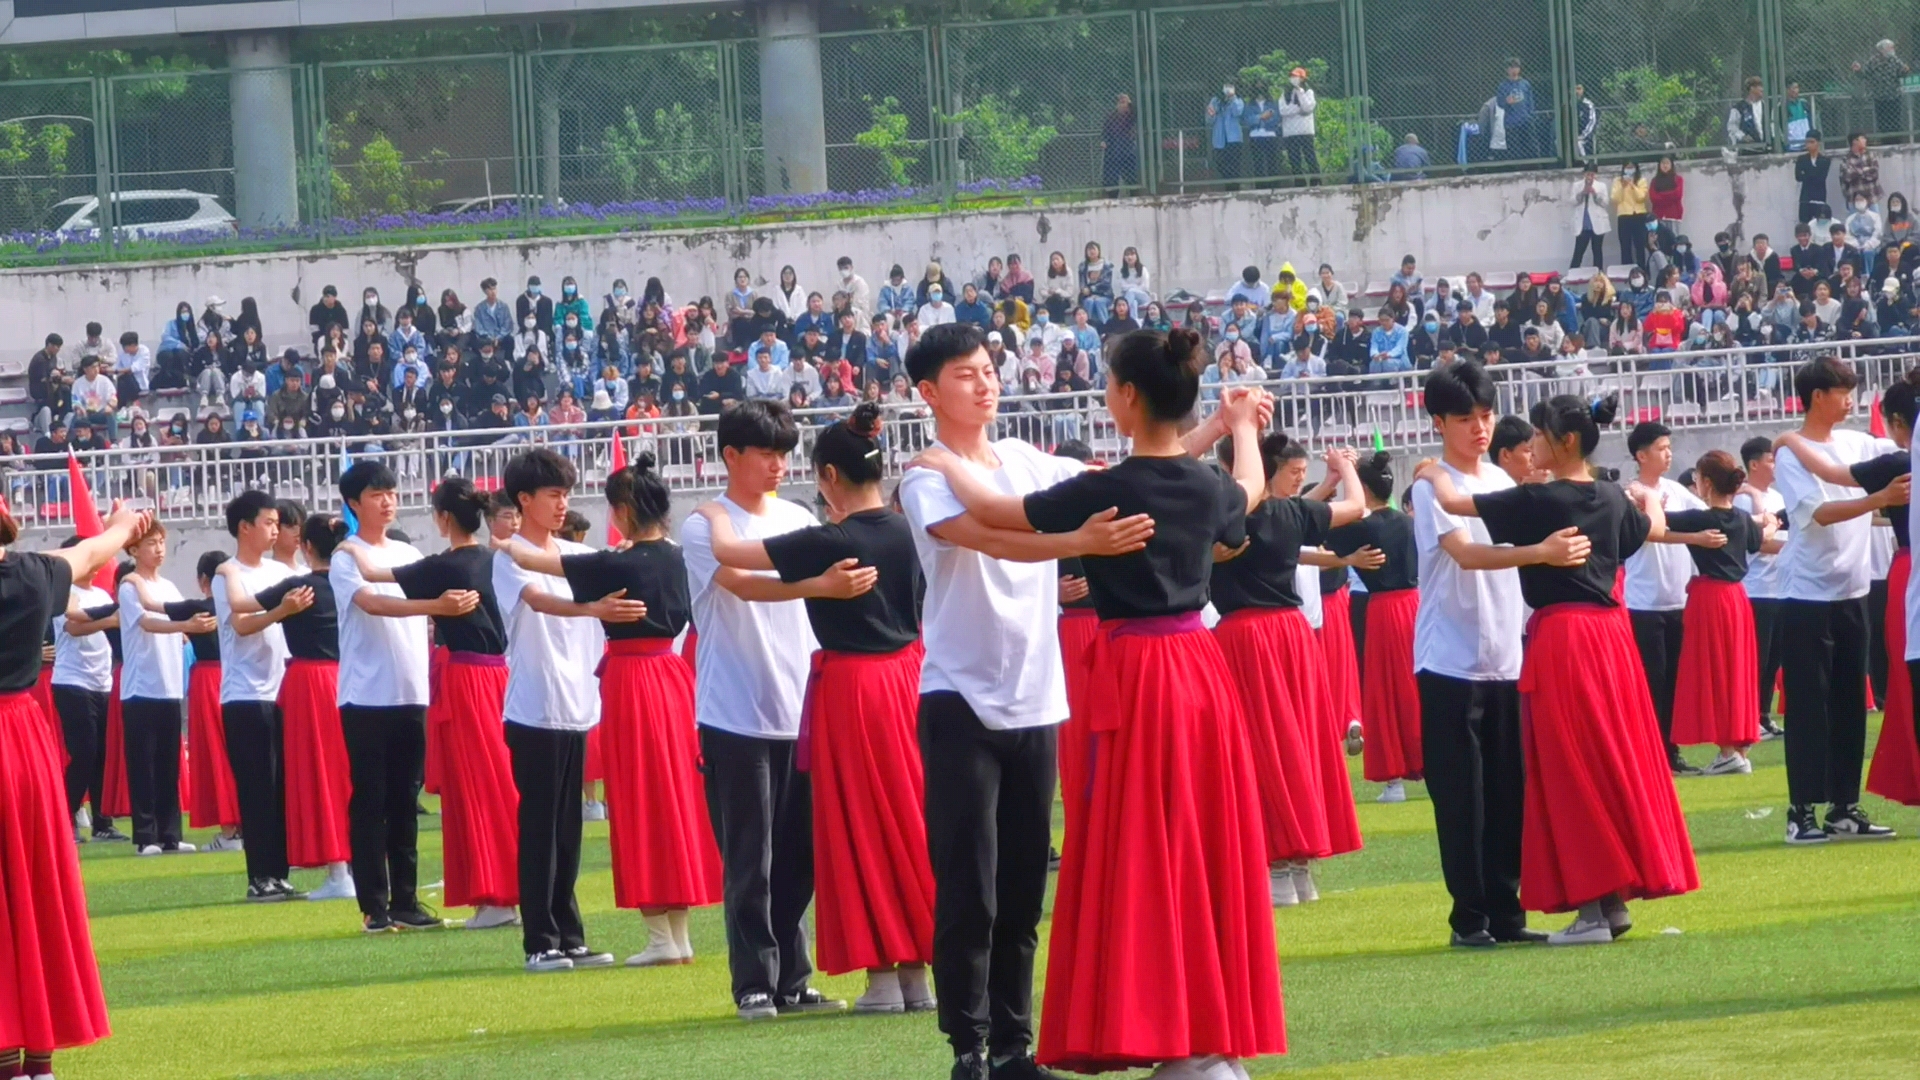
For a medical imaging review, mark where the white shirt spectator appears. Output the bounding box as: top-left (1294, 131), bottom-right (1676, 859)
top-left (229, 367), bottom-right (267, 403)
top-left (1412, 463), bottom-right (1525, 682)
top-left (918, 300), bottom-right (956, 328)
top-left (494, 538), bottom-right (605, 731)
top-left (116, 345), bottom-right (154, 395)
top-left (330, 535), bottom-right (430, 708)
top-left (74, 372), bottom-right (117, 414)
top-left (744, 363), bottom-right (791, 402)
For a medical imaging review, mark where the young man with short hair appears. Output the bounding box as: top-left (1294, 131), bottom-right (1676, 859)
top-left (1622, 421), bottom-right (1709, 774)
top-left (1736, 437), bottom-right (1789, 740)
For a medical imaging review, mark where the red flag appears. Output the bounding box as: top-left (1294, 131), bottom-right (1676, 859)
top-left (67, 450), bottom-right (115, 590)
top-left (1870, 393), bottom-right (1887, 438)
top-left (606, 429), bottom-right (627, 545)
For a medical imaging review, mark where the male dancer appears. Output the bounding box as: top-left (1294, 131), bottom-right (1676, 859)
top-left (897, 323), bottom-right (1237, 1080)
top-left (1412, 361), bottom-right (1581, 948)
top-left (1772, 357), bottom-right (1900, 844)
top-left (214, 491), bottom-right (302, 901)
top-left (1622, 421), bottom-right (1708, 775)
top-left (52, 544), bottom-right (121, 844)
top-left (1736, 437), bottom-right (1788, 740)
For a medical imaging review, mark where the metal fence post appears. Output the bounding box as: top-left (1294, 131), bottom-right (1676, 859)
top-left (1344, 0), bottom-right (1368, 189)
top-left (89, 76), bottom-right (116, 261)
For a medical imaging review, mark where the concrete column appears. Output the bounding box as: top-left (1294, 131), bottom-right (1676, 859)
top-left (757, 0), bottom-right (828, 195)
top-left (226, 31), bottom-right (299, 228)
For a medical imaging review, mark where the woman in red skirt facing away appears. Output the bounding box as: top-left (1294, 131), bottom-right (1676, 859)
top-left (0, 497), bottom-right (148, 1078)
top-left (225, 517), bottom-right (356, 902)
top-left (1212, 438), bottom-right (1365, 909)
top-left (497, 456), bottom-right (723, 969)
top-left (1328, 453), bottom-right (1425, 802)
top-left (1416, 393), bottom-right (1699, 946)
top-left (345, 478), bottom-right (522, 931)
top-left (698, 402), bottom-right (935, 1014)
top-left (167, 553), bottom-right (244, 847)
top-left (921, 332), bottom-right (1283, 1079)
top-left (1661, 451), bottom-right (1776, 775)
top-left (1317, 563), bottom-right (1363, 755)
top-left (1050, 441), bottom-right (1100, 846)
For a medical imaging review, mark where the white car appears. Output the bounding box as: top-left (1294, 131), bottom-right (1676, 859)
top-left (431, 195), bottom-right (562, 215)
top-left (40, 190), bottom-right (239, 239)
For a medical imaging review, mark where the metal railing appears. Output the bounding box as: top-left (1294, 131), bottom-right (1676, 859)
top-left (7, 338), bottom-right (1915, 529)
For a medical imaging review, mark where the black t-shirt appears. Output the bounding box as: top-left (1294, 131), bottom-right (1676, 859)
top-left (764, 509), bottom-right (922, 654)
top-left (0, 552), bottom-right (71, 693)
top-left (1318, 564), bottom-right (1347, 595)
top-left (164, 597), bottom-right (220, 664)
top-left (392, 545), bottom-right (506, 655)
top-left (1211, 496), bottom-right (1332, 615)
top-left (254, 572), bottom-right (339, 661)
top-left (1327, 507), bottom-right (1420, 593)
top-left (1058, 556), bottom-right (1095, 610)
top-left (561, 541), bottom-right (692, 640)
top-left (1665, 507), bottom-right (1764, 582)
top-left (1475, 480), bottom-right (1650, 609)
top-left (1851, 450), bottom-right (1912, 550)
top-left (1025, 456), bottom-right (1248, 620)
top-left (82, 601), bottom-right (122, 665)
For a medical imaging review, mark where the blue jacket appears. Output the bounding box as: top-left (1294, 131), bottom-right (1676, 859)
top-left (954, 298), bottom-right (993, 326)
top-left (1207, 96), bottom-right (1245, 148)
top-left (1368, 323), bottom-right (1410, 370)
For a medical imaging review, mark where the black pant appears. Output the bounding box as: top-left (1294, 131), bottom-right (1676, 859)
top-left (506, 721), bottom-right (589, 956)
top-left (1283, 133), bottom-right (1320, 183)
top-left (1213, 142), bottom-right (1242, 181)
top-left (1868, 577), bottom-right (1890, 704)
top-left (340, 705), bottom-right (426, 918)
top-left (1752, 597), bottom-right (1786, 720)
top-left (53, 685), bottom-right (111, 827)
top-left (1781, 598), bottom-right (1870, 807)
top-left (1248, 137), bottom-right (1278, 182)
top-left (122, 698), bottom-right (184, 849)
top-left (1617, 213), bottom-right (1649, 268)
top-left (1570, 230), bottom-right (1606, 270)
top-left (1630, 609), bottom-right (1685, 754)
top-left (223, 700), bottom-right (290, 882)
top-left (1349, 590), bottom-right (1369, 671)
top-left (699, 725), bottom-right (814, 1003)
top-left (1417, 673), bottom-right (1526, 937)
top-left (918, 692), bottom-right (1056, 1058)
top-left (1874, 97), bottom-right (1904, 137)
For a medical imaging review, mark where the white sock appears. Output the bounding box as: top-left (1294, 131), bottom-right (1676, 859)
top-left (1577, 900), bottom-right (1605, 923)
top-left (864, 968), bottom-right (901, 997)
top-left (643, 912), bottom-right (673, 950)
top-left (328, 861), bottom-right (352, 882)
top-left (899, 963), bottom-right (930, 1000)
top-left (667, 908), bottom-right (692, 956)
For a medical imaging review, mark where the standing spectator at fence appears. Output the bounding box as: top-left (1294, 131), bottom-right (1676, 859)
top-left (1570, 163), bottom-right (1611, 270)
top-left (1781, 81), bottom-right (1812, 144)
top-left (1280, 67), bottom-right (1319, 183)
top-left (1853, 39), bottom-right (1913, 137)
top-left (1796, 132), bottom-right (1832, 223)
top-left (1728, 77), bottom-right (1769, 153)
top-left (1246, 87), bottom-right (1279, 184)
top-left (1841, 133), bottom-right (1882, 210)
top-left (1650, 155), bottom-right (1685, 228)
top-left (1102, 92), bottom-right (1140, 194)
top-left (1613, 163), bottom-right (1652, 269)
top-left (308, 285), bottom-right (349, 350)
top-left (1207, 80), bottom-right (1246, 181)
top-left (1496, 59), bottom-right (1536, 158)
top-left (1574, 83), bottom-right (1598, 158)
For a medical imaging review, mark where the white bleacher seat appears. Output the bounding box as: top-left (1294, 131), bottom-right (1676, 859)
top-left (1562, 268), bottom-right (1595, 287)
top-left (1, 416), bottom-right (29, 433)
top-left (0, 388), bottom-right (27, 406)
top-left (1362, 281), bottom-right (1392, 298)
top-left (1318, 422), bottom-right (1354, 439)
top-left (1604, 264), bottom-right (1636, 281)
top-left (0, 358), bottom-right (26, 378)
top-left (1664, 402), bottom-right (1703, 423)
top-left (1478, 272), bottom-right (1518, 291)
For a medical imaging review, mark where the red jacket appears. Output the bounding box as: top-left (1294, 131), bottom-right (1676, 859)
top-left (1648, 174), bottom-right (1684, 220)
top-left (1643, 308), bottom-right (1688, 350)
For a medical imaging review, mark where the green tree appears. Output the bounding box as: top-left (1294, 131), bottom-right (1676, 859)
top-left (852, 95), bottom-right (920, 186)
top-left (944, 94), bottom-right (1058, 178)
top-left (328, 131), bottom-right (445, 216)
top-left (598, 102), bottom-right (717, 199)
top-left (1236, 50), bottom-right (1384, 179)
top-left (0, 120), bottom-right (73, 229)
top-left (1599, 63), bottom-right (1722, 149)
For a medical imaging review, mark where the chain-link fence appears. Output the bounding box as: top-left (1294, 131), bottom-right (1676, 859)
top-left (1568, 0), bottom-right (1767, 162)
top-left (318, 56), bottom-right (519, 221)
top-left (1777, 2), bottom-right (1915, 143)
top-left (530, 43), bottom-right (728, 211)
top-left (0, 77), bottom-right (100, 239)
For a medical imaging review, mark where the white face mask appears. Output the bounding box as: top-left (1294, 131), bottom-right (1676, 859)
top-left (524, 317), bottom-right (537, 329)
top-left (1290, 76), bottom-right (1303, 87)
top-left (365, 294), bottom-right (378, 306)
top-left (330, 406), bottom-right (345, 419)
top-left (440, 400), bottom-right (453, 414)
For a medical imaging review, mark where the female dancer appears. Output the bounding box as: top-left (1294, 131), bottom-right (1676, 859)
top-left (497, 454), bottom-right (720, 969)
top-left (698, 403), bottom-right (935, 1013)
top-left (1665, 451), bottom-right (1773, 775)
top-left (1328, 453), bottom-right (1424, 802)
top-left (224, 516), bottom-right (355, 903)
top-left (1319, 557), bottom-right (1364, 757)
top-left (116, 522), bottom-right (210, 855)
top-left (1416, 394), bottom-right (1699, 945)
top-left (1051, 442), bottom-right (1100, 845)
top-left (345, 478), bottom-right (519, 930)
top-left (0, 497), bottom-right (147, 1079)
top-left (1224, 441), bottom-right (1366, 906)
top-left (919, 329), bottom-right (1283, 1079)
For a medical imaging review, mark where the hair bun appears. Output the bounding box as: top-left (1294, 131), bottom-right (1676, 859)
top-left (850, 401), bottom-right (884, 440)
top-left (1165, 327), bottom-right (1199, 360)
top-left (631, 449), bottom-right (658, 473)
top-left (1590, 392), bottom-right (1620, 426)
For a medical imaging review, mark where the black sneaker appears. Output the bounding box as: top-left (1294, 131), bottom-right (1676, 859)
top-left (1824, 805), bottom-right (1896, 840)
top-left (1492, 926), bottom-right (1550, 944)
top-left (565, 945), bottom-right (615, 968)
top-left (246, 878), bottom-right (289, 903)
top-left (363, 913), bottom-right (398, 933)
top-left (736, 991), bottom-right (778, 1021)
top-left (951, 1052), bottom-right (989, 1080)
top-left (1449, 929), bottom-right (1497, 948)
top-left (271, 878), bottom-right (308, 900)
top-left (776, 986), bottom-right (847, 1014)
top-left (989, 1053), bottom-right (1066, 1080)
top-left (390, 905), bottom-right (445, 931)
top-left (92, 825), bottom-right (130, 843)
top-left (1048, 847), bottom-right (1062, 872)
top-left (1758, 718), bottom-right (1784, 741)
top-left (1784, 807), bottom-right (1830, 846)
top-left (1668, 751), bottom-right (1703, 776)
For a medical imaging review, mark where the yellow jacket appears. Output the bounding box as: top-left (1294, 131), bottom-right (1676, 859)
top-left (1611, 176), bottom-right (1651, 216)
top-left (1270, 262), bottom-right (1309, 312)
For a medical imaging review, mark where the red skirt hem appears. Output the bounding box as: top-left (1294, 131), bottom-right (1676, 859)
top-left (1359, 590), bottom-right (1423, 782)
top-left (102, 669), bottom-right (128, 819)
top-left (600, 649), bottom-right (723, 911)
top-left (1056, 611), bottom-right (1101, 844)
top-left (186, 663), bottom-right (241, 829)
top-left (435, 659), bottom-right (520, 908)
top-left (1868, 550), bottom-right (1920, 804)
top-left (278, 660), bottom-right (352, 869)
top-left (1321, 586), bottom-right (1362, 726)
top-left (1670, 579), bottom-right (1762, 749)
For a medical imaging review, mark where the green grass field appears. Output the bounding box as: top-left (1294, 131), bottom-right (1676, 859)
top-left (67, 717), bottom-right (1920, 1080)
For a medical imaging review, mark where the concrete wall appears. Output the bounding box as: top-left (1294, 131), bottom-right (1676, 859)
top-left (10, 146), bottom-right (1919, 351)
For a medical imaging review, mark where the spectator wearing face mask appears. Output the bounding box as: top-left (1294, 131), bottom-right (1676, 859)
top-left (516, 276), bottom-right (554, 335)
top-left (1205, 80), bottom-right (1245, 181)
top-left (267, 362), bottom-right (311, 430)
top-left (157, 303), bottom-right (200, 388)
top-left (390, 344), bottom-right (431, 391)
top-left (1845, 194), bottom-right (1884, 278)
top-left (917, 284), bottom-right (955, 328)
top-left (358, 288), bottom-right (392, 335)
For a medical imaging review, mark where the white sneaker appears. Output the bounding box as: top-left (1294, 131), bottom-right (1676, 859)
top-left (307, 866), bottom-right (357, 902)
top-left (205, 834), bottom-right (244, 852)
top-left (1344, 720), bottom-right (1365, 757)
top-left (1269, 866), bottom-right (1298, 907)
top-left (667, 908), bottom-right (693, 962)
top-left (1291, 861), bottom-right (1319, 903)
top-left (625, 939), bottom-right (683, 967)
top-left (466, 904), bottom-right (520, 930)
top-left (1701, 752), bottom-right (1752, 776)
top-left (137, 844), bottom-right (163, 857)
top-left (163, 842), bottom-right (196, 854)
top-left (899, 964), bottom-right (936, 1012)
top-left (1547, 913), bottom-right (1614, 945)
top-left (583, 800), bottom-right (607, 822)
top-left (74, 806), bottom-right (92, 832)
top-left (853, 969), bottom-right (906, 1014)
top-left (1377, 779), bottom-right (1407, 803)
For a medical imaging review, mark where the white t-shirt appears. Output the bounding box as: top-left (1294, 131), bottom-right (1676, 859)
top-left (1905, 436), bottom-right (1920, 659)
top-left (680, 495), bottom-right (818, 739)
top-left (52, 584), bottom-right (114, 693)
top-left (118, 575), bottom-right (185, 701)
top-left (1296, 558), bottom-right (1324, 630)
top-left (494, 538), bottom-right (605, 731)
top-left (1624, 476), bottom-right (1705, 611)
top-left (215, 557), bottom-right (296, 703)
top-left (899, 437), bottom-right (1084, 731)
top-left (331, 535), bottom-right (431, 709)
top-left (1412, 462), bottom-right (1525, 683)
top-left (1774, 429), bottom-right (1884, 602)
top-left (1734, 486), bottom-right (1786, 599)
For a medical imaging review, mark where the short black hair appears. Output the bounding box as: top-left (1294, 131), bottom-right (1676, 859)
top-left (195, 550), bottom-right (229, 581)
top-left (716, 399), bottom-right (800, 454)
top-left (339, 460), bottom-right (398, 504)
top-left (1107, 329), bottom-right (1205, 422)
top-left (1052, 440), bottom-right (1094, 463)
top-left (905, 322), bottom-right (988, 386)
top-left (1739, 435), bottom-right (1774, 467)
top-left (503, 448), bottom-right (578, 507)
top-left (1626, 420), bottom-right (1671, 457)
top-left (1423, 360), bottom-right (1497, 417)
top-left (275, 499), bottom-right (306, 531)
top-left (226, 489), bottom-right (279, 538)
top-left (488, 488), bottom-right (519, 518)
top-left (1489, 415), bottom-right (1534, 462)
top-left (1793, 355), bottom-right (1858, 409)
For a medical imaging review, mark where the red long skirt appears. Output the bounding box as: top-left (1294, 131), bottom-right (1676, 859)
top-left (423, 647), bottom-right (445, 797)
top-left (30, 669), bottom-right (56, 750)
top-left (681, 627), bottom-right (698, 676)
top-left (185, 663), bottom-right (240, 830)
top-left (583, 725), bottom-right (606, 786)
top-left (1358, 589), bottom-right (1423, 782)
top-left (1867, 549), bottom-right (1920, 804)
top-left (101, 669), bottom-right (128, 819)
top-left (599, 640), bottom-right (722, 911)
top-left (0, 692), bottom-right (110, 1052)
top-left (1039, 620), bottom-right (1285, 1072)
top-left (1056, 609), bottom-right (1101, 843)
top-left (808, 644), bottom-right (934, 974)
top-left (1321, 586), bottom-right (1362, 728)
top-left (1670, 578), bottom-right (1761, 749)
top-left (1214, 608), bottom-right (1330, 861)
top-left (1519, 605), bottom-right (1700, 913)
top-left (434, 656), bottom-right (519, 908)
top-left (278, 659), bottom-right (351, 869)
